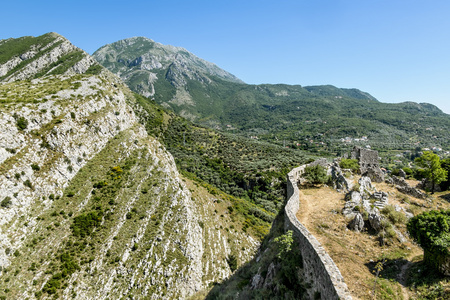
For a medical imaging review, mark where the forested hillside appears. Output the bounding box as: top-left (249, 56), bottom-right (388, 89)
top-left (94, 38), bottom-right (450, 154)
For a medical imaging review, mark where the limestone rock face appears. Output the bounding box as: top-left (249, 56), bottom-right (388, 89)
top-left (348, 213), bottom-right (365, 232)
top-left (389, 175), bottom-right (428, 199)
top-left (417, 178), bottom-right (442, 193)
top-left (250, 274), bottom-right (265, 290)
top-left (0, 34), bottom-right (259, 299)
top-left (0, 33), bottom-right (97, 83)
top-left (331, 163), bottom-right (353, 192)
top-left (343, 191), bottom-right (362, 218)
top-left (359, 176), bottom-right (374, 195)
top-left (93, 37), bottom-right (243, 122)
top-left (363, 168), bottom-right (385, 183)
top-left (368, 209), bottom-right (383, 232)
top-left (370, 191), bottom-right (389, 209)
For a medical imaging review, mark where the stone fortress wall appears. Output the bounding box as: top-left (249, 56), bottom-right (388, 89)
top-left (285, 159), bottom-right (352, 300)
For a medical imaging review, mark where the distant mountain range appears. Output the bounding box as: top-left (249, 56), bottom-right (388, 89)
top-left (93, 37), bottom-right (450, 151)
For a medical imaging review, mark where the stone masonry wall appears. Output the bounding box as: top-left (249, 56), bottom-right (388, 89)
top-left (285, 159), bottom-right (352, 300)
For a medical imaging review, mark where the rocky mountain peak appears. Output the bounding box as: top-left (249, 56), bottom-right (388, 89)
top-left (93, 36), bottom-right (243, 95)
top-left (0, 32), bottom-right (100, 83)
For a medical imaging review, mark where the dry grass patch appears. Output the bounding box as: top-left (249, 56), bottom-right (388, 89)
top-left (296, 185), bottom-right (428, 299)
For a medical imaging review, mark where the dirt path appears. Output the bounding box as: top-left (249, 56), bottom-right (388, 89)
top-left (398, 260), bottom-right (413, 299)
top-left (397, 249), bottom-right (422, 300)
top-left (297, 189), bottom-right (310, 225)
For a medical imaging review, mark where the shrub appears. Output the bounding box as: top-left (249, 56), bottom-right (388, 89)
top-left (93, 181), bottom-right (107, 189)
top-left (1, 197), bottom-right (12, 208)
top-left (16, 116), bottom-right (28, 131)
top-left (274, 230), bottom-right (294, 259)
top-left (71, 211), bottom-right (103, 238)
top-left (381, 205), bottom-right (407, 224)
top-left (23, 179), bottom-right (33, 189)
top-left (407, 210), bottom-right (450, 251)
top-left (226, 254), bottom-right (238, 272)
top-left (339, 158), bottom-right (359, 172)
top-left (31, 164), bottom-right (40, 171)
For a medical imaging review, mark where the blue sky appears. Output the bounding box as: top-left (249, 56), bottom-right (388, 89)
top-left (2, 0), bottom-right (450, 114)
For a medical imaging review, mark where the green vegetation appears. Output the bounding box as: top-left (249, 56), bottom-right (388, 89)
top-left (407, 209), bottom-right (450, 276)
top-left (381, 205), bottom-right (407, 225)
top-left (415, 151), bottom-right (448, 194)
top-left (302, 165), bottom-right (329, 186)
top-left (96, 40), bottom-right (450, 155)
top-left (339, 158), bottom-right (359, 171)
top-left (0, 33), bottom-right (56, 65)
top-left (206, 213), bottom-right (306, 299)
top-left (133, 92), bottom-right (312, 230)
top-left (274, 230), bottom-right (293, 259)
top-left (407, 210), bottom-right (450, 253)
top-left (33, 50), bottom-right (85, 78)
top-left (1, 197), bottom-right (12, 208)
top-left (16, 116), bottom-right (28, 131)
top-left (31, 164), bottom-right (40, 171)
top-left (71, 211), bottom-right (103, 238)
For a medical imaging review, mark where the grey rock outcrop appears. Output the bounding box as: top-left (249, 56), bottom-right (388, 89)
top-left (250, 273), bottom-right (265, 289)
top-left (348, 213), bottom-right (365, 232)
top-left (417, 178), bottom-right (442, 193)
top-left (368, 209), bottom-right (383, 232)
top-left (359, 176), bottom-right (374, 195)
top-left (343, 191), bottom-right (362, 218)
top-left (0, 33), bottom-right (96, 83)
top-left (397, 185), bottom-right (428, 200)
top-left (389, 175), bottom-right (428, 199)
top-left (370, 192), bottom-right (389, 209)
top-left (331, 162), bottom-right (353, 192)
top-left (363, 168), bottom-right (385, 183)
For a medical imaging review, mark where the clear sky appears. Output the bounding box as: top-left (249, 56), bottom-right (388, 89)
top-left (1, 0), bottom-right (449, 114)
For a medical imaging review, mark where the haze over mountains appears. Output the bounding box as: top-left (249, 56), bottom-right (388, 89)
top-left (93, 37), bottom-right (450, 152)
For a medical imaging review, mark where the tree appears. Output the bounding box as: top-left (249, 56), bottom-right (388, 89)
top-left (440, 158), bottom-right (450, 191)
top-left (415, 151), bottom-right (448, 194)
top-left (407, 210), bottom-right (450, 271)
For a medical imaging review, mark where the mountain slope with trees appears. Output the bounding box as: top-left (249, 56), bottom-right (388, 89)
top-left (94, 38), bottom-right (450, 153)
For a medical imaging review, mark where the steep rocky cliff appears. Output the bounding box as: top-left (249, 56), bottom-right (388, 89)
top-left (0, 33), bottom-right (258, 299)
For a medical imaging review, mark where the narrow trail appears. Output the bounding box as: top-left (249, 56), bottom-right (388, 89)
top-left (297, 189), bottom-right (310, 225)
top-left (397, 249), bottom-right (421, 300)
top-left (398, 260), bottom-right (413, 299)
